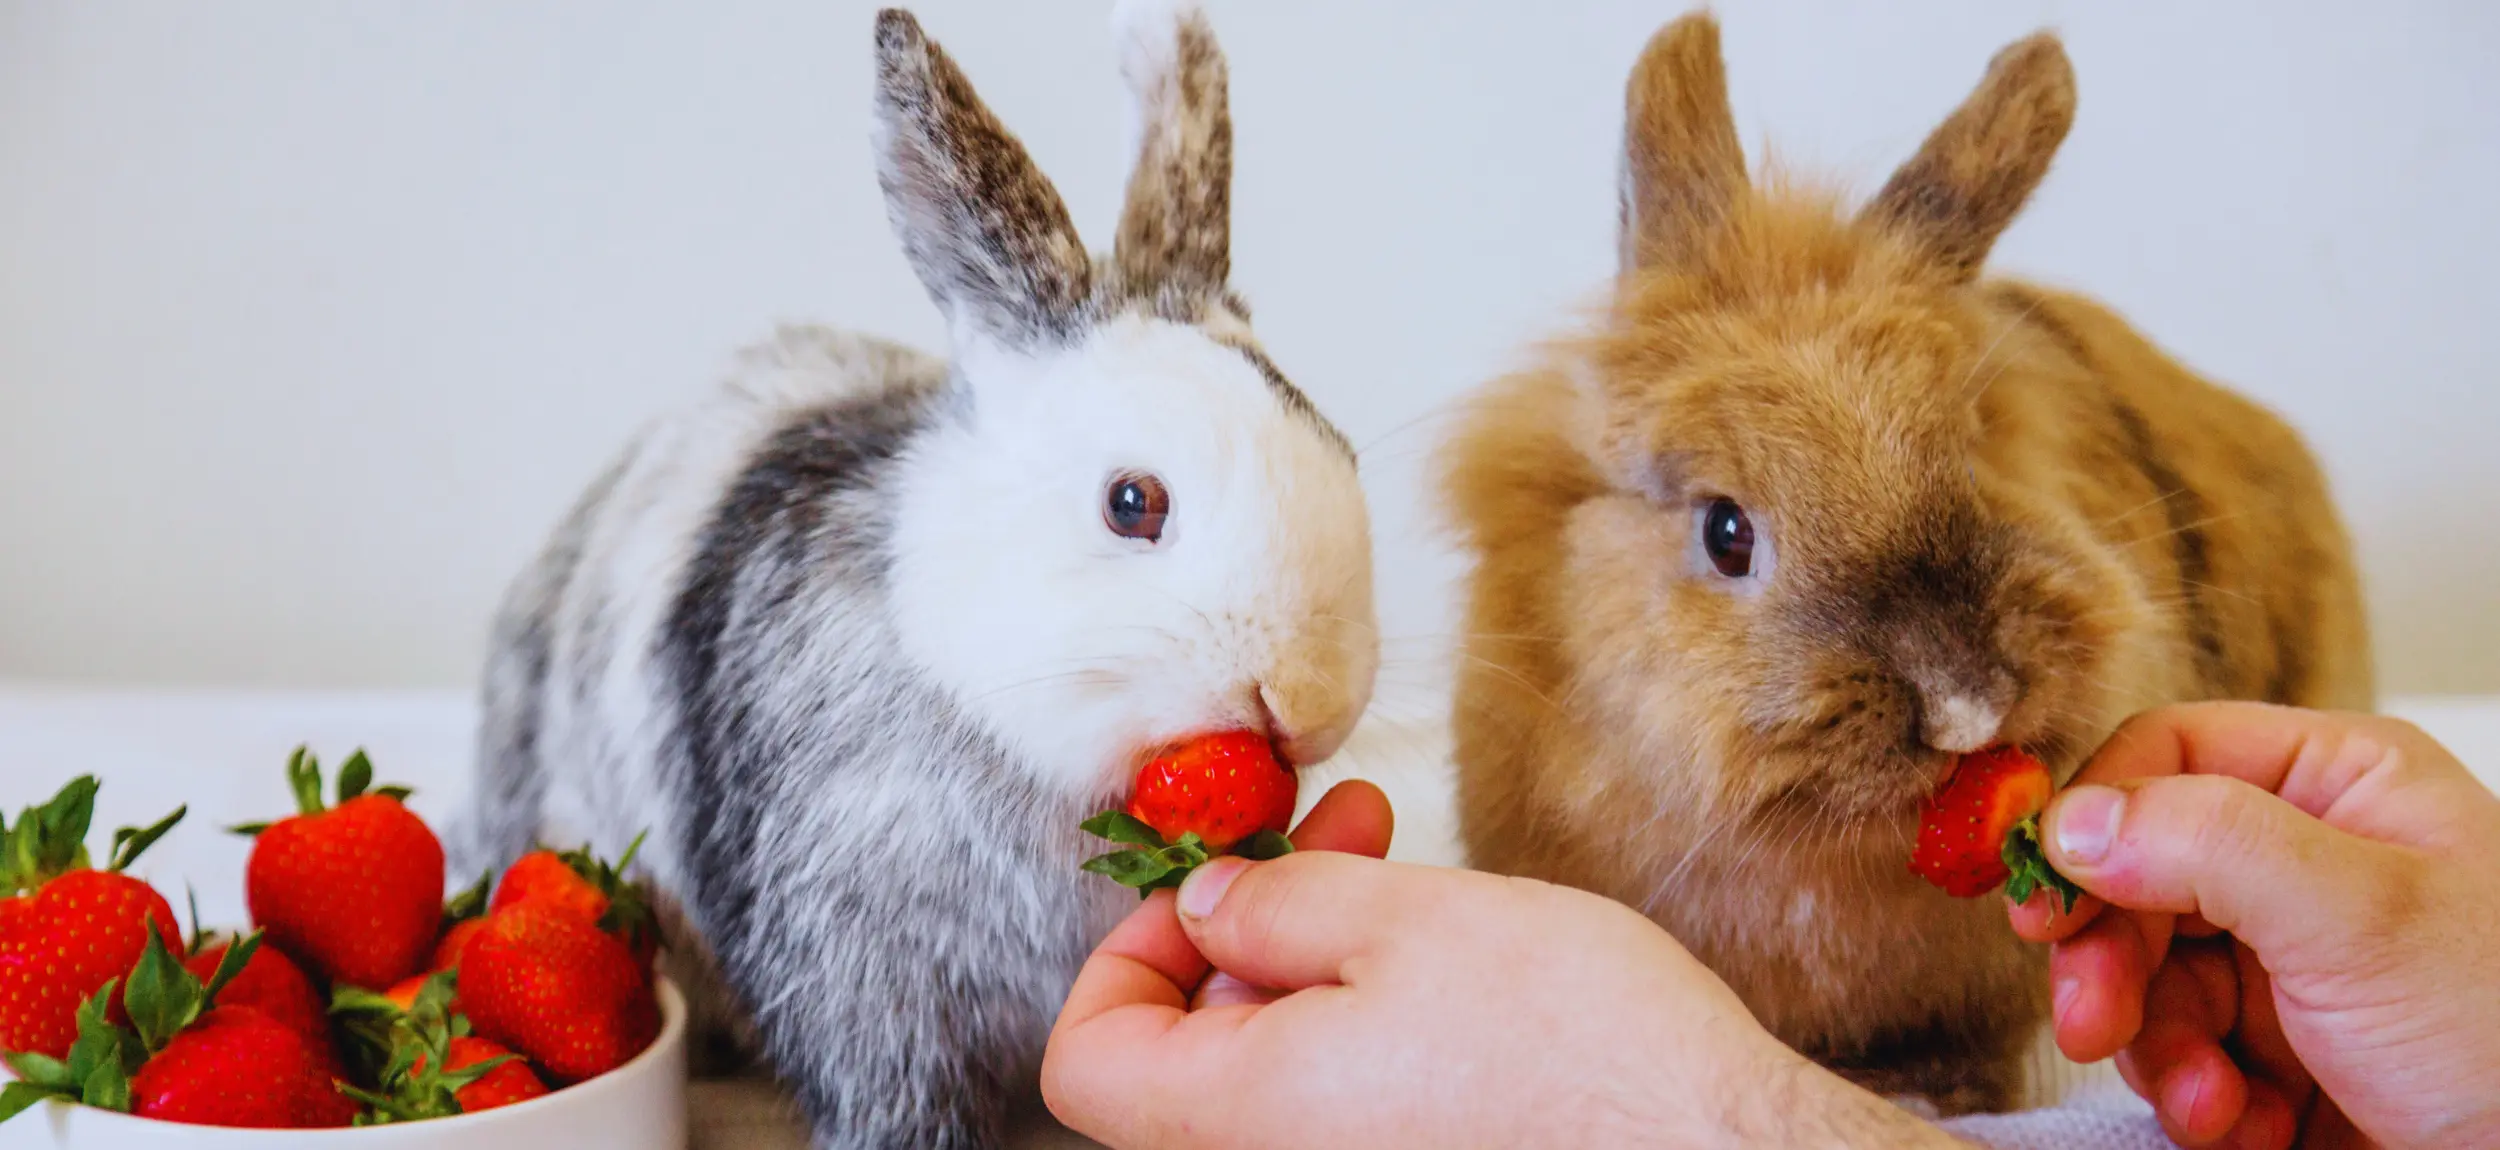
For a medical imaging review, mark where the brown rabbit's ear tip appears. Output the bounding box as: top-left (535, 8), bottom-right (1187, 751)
top-left (874, 9), bottom-right (926, 54)
top-left (1990, 31), bottom-right (2076, 90)
top-left (1639, 10), bottom-right (1725, 68)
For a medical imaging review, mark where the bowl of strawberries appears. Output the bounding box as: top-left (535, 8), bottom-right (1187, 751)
top-left (0, 751), bottom-right (687, 1148)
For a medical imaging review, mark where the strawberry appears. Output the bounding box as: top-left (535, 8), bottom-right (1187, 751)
top-left (1909, 745), bottom-right (2083, 911)
top-left (184, 939), bottom-right (327, 1052)
top-left (331, 971), bottom-right (549, 1120)
top-left (493, 852), bottom-right (607, 922)
top-left (488, 833), bottom-right (658, 969)
top-left (131, 1006), bottom-right (357, 1128)
top-left (430, 1036), bottom-right (549, 1113)
top-left (0, 776), bottom-right (186, 1058)
top-left (427, 869), bottom-right (493, 975)
top-left (2, 929), bottom-right (351, 1129)
top-left (1078, 731), bottom-right (1298, 894)
top-left (430, 919), bottom-right (486, 975)
top-left (460, 902), bottom-right (657, 1083)
top-left (236, 748), bottom-right (444, 990)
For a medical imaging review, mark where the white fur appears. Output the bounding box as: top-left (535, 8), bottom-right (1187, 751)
top-left (1924, 693), bottom-right (2004, 754)
top-left (888, 317), bottom-right (1376, 798)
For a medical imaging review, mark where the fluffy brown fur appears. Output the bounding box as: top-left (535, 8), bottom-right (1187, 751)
top-left (1439, 13), bottom-right (2372, 1114)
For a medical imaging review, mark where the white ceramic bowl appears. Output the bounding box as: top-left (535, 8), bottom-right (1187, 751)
top-left (0, 979), bottom-right (687, 1150)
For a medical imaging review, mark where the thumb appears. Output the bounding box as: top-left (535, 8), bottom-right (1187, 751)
top-left (2044, 776), bottom-right (2411, 962)
top-left (1172, 849), bottom-right (1428, 990)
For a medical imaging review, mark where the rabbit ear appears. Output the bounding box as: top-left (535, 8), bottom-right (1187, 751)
top-left (1619, 13), bottom-right (1749, 274)
top-left (1111, 0), bottom-right (1231, 298)
top-left (1862, 33), bottom-right (2075, 281)
top-left (872, 9), bottom-right (1093, 347)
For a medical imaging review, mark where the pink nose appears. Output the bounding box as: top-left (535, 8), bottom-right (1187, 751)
top-left (1255, 683), bottom-right (1353, 768)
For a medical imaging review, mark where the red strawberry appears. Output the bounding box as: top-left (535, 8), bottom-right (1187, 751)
top-left (184, 939), bottom-right (326, 1051)
top-left (1909, 745), bottom-right (2081, 910)
top-left (130, 1005), bottom-right (356, 1128)
top-left (430, 918), bottom-right (486, 974)
top-left (238, 748), bottom-right (445, 989)
top-left (1127, 731), bottom-right (1296, 853)
top-left (425, 1036), bottom-right (551, 1112)
top-left (1078, 732), bottom-right (1299, 893)
top-left (493, 851), bottom-right (608, 922)
top-left (2, 929), bottom-right (347, 1128)
top-left (425, 868), bottom-right (494, 975)
top-left (0, 776), bottom-right (186, 1058)
top-left (461, 903), bottom-right (658, 1082)
top-left (489, 834), bottom-right (659, 971)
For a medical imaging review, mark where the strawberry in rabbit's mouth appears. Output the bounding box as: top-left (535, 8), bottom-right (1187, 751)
top-left (1077, 731), bottom-right (1299, 895)
top-left (1908, 745), bottom-right (2083, 911)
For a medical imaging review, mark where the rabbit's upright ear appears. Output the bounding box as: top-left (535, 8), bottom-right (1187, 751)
top-left (1862, 33), bottom-right (2075, 281)
top-left (873, 10), bottom-right (1093, 347)
top-left (1111, 0), bottom-right (1231, 299)
top-left (1619, 13), bottom-right (1749, 275)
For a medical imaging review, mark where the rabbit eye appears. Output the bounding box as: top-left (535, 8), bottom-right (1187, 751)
top-left (1105, 472), bottom-right (1171, 543)
top-left (1700, 498), bottom-right (1755, 578)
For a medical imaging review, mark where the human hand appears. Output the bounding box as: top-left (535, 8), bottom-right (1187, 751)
top-left (1045, 782), bottom-right (1957, 1149)
top-left (2008, 703), bottom-right (2500, 1149)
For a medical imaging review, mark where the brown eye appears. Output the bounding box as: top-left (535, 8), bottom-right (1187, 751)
top-left (1105, 472), bottom-right (1171, 542)
top-left (1701, 498), bottom-right (1754, 578)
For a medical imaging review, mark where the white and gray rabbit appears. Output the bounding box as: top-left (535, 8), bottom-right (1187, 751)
top-left (457, 3), bottom-right (1379, 1146)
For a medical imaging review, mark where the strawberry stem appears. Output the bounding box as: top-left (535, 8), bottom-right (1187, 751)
top-left (2003, 813), bottom-right (2084, 913)
top-left (1077, 812), bottom-right (1295, 897)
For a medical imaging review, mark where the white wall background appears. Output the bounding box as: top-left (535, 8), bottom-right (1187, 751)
top-left (3, 0), bottom-right (2495, 695)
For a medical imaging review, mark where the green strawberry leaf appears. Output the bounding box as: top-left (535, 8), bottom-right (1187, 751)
top-left (105, 805), bottom-right (185, 873)
top-left (226, 821), bottom-right (273, 837)
top-left (199, 930), bottom-right (262, 1008)
top-left (329, 985), bottom-right (405, 1017)
top-left (1, 1051), bottom-right (72, 1089)
top-left (616, 828), bottom-right (649, 872)
top-left (1081, 849), bottom-right (1178, 888)
top-left (65, 981), bottom-right (121, 1086)
top-left (80, 1058), bottom-right (131, 1114)
top-left (125, 924), bottom-right (203, 1052)
top-left (337, 750), bottom-right (374, 801)
top-left (1080, 812), bottom-right (1167, 849)
top-left (0, 1081), bottom-right (71, 1124)
top-left (44, 777), bottom-right (99, 859)
top-left (436, 1051), bottom-right (519, 1097)
top-left (338, 1082), bottom-right (422, 1124)
top-left (183, 886), bottom-right (206, 955)
top-left (1235, 831), bottom-right (1295, 861)
top-left (1, 776), bottom-right (103, 893)
top-left (444, 869), bottom-right (493, 926)
top-left (2003, 813), bottom-right (2083, 914)
top-left (286, 746), bottom-right (327, 815)
top-left (34, 981), bottom-right (142, 1117)
top-left (409, 970), bottom-right (458, 1021)
top-left (372, 785), bottom-right (415, 803)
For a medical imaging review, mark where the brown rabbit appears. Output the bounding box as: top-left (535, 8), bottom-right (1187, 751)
top-left (1438, 13), bottom-right (2372, 1115)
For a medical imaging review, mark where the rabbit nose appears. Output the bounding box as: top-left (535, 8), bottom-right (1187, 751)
top-left (1255, 680), bottom-right (1357, 768)
top-left (1921, 693), bottom-right (2005, 754)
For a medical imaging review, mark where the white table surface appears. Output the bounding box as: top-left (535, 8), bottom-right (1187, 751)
top-left (4, 684), bottom-right (2495, 1148)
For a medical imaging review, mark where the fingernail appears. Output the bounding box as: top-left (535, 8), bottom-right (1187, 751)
top-left (2052, 784), bottom-right (2124, 866)
top-left (2052, 976), bottom-right (2081, 1029)
top-left (1177, 857), bottom-right (1252, 921)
